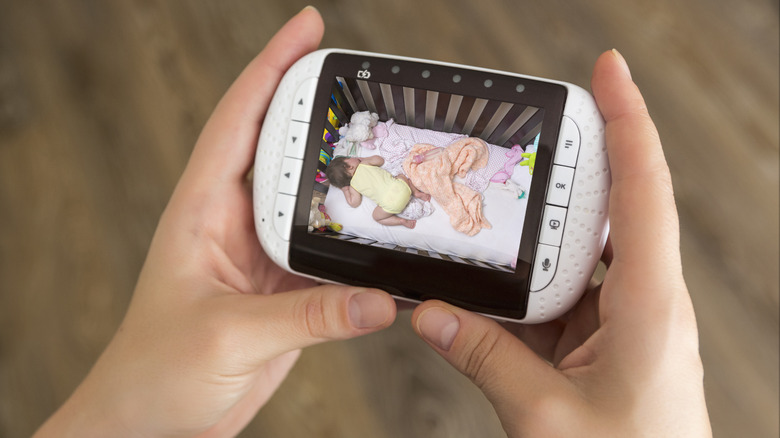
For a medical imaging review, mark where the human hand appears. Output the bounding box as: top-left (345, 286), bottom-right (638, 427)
top-left (412, 50), bottom-right (712, 437)
top-left (35, 7), bottom-right (396, 438)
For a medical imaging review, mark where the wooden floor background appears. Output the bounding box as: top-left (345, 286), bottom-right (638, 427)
top-left (0, 0), bottom-right (777, 437)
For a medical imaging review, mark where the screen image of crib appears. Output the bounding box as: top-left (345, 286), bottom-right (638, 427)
top-left (309, 76), bottom-right (543, 272)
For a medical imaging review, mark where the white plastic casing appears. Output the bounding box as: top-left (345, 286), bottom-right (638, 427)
top-left (253, 49), bottom-right (609, 324)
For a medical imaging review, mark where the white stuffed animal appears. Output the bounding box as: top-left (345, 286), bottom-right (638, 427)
top-left (338, 111), bottom-right (380, 150)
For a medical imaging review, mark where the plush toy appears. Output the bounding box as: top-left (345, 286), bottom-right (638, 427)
top-left (519, 151), bottom-right (537, 175)
top-left (308, 197), bottom-right (342, 232)
top-left (490, 144), bottom-right (526, 183)
top-left (315, 170), bottom-right (328, 184)
top-left (338, 111), bottom-right (380, 150)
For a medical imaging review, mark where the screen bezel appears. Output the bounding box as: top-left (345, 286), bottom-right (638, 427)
top-left (289, 52), bottom-right (567, 320)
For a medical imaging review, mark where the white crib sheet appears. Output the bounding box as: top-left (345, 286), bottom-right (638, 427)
top-left (323, 121), bottom-right (533, 267)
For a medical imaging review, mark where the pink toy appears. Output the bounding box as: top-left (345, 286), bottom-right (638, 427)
top-left (412, 147), bottom-right (444, 163)
top-left (490, 144), bottom-right (525, 184)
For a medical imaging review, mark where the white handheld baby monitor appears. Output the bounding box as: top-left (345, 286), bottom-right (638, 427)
top-left (253, 49), bottom-right (609, 323)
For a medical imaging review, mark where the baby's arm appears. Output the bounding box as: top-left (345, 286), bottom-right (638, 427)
top-left (342, 185), bottom-right (362, 208)
top-left (361, 155), bottom-right (384, 167)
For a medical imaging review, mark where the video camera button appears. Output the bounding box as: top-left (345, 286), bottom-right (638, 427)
top-left (285, 121), bottom-right (309, 159)
top-left (540, 205), bottom-right (567, 246)
top-left (530, 243), bottom-right (559, 292)
top-left (554, 116), bottom-right (580, 167)
top-left (291, 77), bottom-right (318, 122)
top-left (546, 165), bottom-right (574, 207)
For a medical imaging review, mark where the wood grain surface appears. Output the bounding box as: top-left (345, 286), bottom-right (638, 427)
top-left (0, 1), bottom-right (777, 437)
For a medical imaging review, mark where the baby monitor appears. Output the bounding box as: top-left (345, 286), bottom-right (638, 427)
top-left (253, 49), bottom-right (609, 323)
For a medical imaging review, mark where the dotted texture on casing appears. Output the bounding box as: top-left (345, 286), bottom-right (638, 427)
top-left (525, 84), bottom-right (610, 323)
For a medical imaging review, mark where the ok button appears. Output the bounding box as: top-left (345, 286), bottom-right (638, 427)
top-left (546, 165), bottom-right (575, 207)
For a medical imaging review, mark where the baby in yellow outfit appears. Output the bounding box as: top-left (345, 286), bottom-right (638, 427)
top-left (326, 155), bottom-right (430, 228)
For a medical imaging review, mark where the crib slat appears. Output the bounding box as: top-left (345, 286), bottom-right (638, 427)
top-left (512, 121), bottom-right (543, 149)
top-left (336, 76), bottom-right (359, 115)
top-left (494, 106), bottom-right (538, 146)
top-left (323, 118), bottom-right (339, 141)
top-left (331, 80), bottom-right (352, 122)
top-left (425, 91), bottom-right (439, 130)
top-left (479, 102), bottom-right (514, 142)
top-left (443, 94), bottom-right (463, 132)
top-left (461, 98), bottom-right (488, 135)
top-left (403, 87), bottom-right (416, 128)
top-left (380, 83), bottom-right (396, 120)
top-left (329, 100), bottom-right (348, 131)
top-left (357, 80), bottom-right (378, 114)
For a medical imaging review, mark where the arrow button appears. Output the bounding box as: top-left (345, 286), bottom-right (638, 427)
top-left (285, 120), bottom-right (308, 158)
top-left (273, 193), bottom-right (296, 241)
top-left (278, 157), bottom-right (303, 196)
top-left (291, 77), bottom-right (317, 122)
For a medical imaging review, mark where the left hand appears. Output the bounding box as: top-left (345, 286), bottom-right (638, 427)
top-left (35, 7), bottom-right (396, 438)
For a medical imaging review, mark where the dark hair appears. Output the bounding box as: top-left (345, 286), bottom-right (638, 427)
top-left (325, 156), bottom-right (353, 188)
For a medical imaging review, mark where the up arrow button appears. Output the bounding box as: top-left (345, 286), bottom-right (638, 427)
top-left (291, 77), bottom-right (317, 122)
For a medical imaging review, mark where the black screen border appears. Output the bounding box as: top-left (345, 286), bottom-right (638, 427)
top-left (289, 52), bottom-right (567, 320)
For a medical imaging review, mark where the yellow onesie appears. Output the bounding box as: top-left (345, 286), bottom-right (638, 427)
top-left (350, 164), bottom-right (411, 214)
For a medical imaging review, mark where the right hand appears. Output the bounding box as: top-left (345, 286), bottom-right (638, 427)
top-left (411, 50), bottom-right (712, 437)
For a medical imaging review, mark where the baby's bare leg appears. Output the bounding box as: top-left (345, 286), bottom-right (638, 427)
top-left (396, 174), bottom-right (430, 201)
top-left (372, 206), bottom-right (416, 229)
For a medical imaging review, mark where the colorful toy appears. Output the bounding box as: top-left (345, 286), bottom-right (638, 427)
top-left (319, 149), bottom-right (331, 165)
top-left (308, 197), bottom-right (342, 232)
top-left (490, 144), bottom-right (526, 183)
top-left (519, 151), bottom-right (537, 175)
top-left (323, 107), bottom-right (341, 142)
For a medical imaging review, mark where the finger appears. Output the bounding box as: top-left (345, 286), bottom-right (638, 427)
top-left (235, 285), bottom-right (397, 358)
top-left (183, 7), bottom-right (324, 188)
top-left (411, 301), bottom-right (571, 425)
top-left (591, 50), bottom-right (682, 277)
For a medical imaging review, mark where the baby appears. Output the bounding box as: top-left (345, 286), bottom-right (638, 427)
top-left (326, 155), bottom-right (430, 229)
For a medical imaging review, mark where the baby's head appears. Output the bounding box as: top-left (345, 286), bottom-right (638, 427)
top-left (325, 156), bottom-right (360, 188)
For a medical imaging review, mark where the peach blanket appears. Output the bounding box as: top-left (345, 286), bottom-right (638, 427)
top-left (402, 137), bottom-right (492, 236)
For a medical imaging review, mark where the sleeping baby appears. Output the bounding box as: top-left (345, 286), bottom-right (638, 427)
top-left (325, 155), bottom-right (431, 229)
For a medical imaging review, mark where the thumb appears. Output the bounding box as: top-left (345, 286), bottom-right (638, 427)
top-left (412, 301), bottom-right (571, 424)
top-left (237, 285), bottom-right (397, 358)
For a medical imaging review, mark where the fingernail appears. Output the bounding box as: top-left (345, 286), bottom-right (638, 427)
top-left (349, 291), bottom-right (391, 329)
top-left (300, 5), bottom-right (319, 15)
top-left (417, 307), bottom-right (460, 351)
top-left (611, 49), bottom-right (632, 80)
